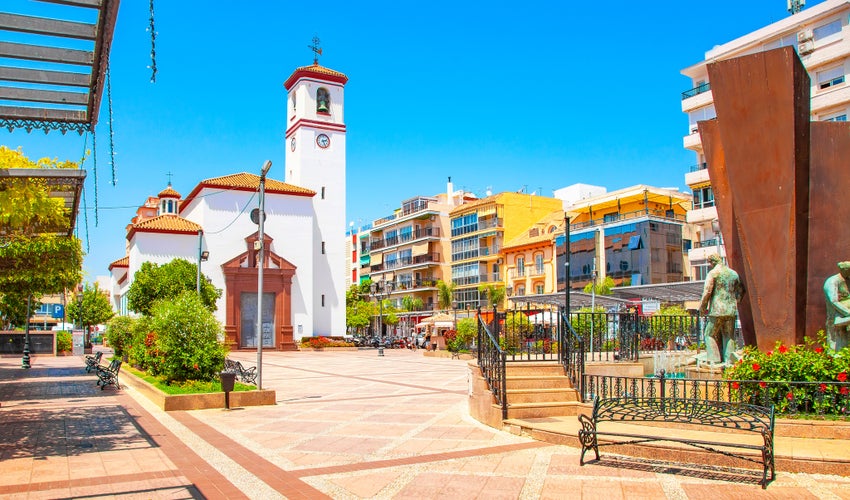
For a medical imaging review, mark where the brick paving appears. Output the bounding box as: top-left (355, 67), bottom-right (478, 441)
top-left (2, 350), bottom-right (850, 499)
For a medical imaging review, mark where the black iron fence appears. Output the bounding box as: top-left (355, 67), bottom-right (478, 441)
top-left (584, 372), bottom-right (850, 417)
top-left (477, 309), bottom-right (507, 419)
top-left (559, 310), bottom-right (585, 398)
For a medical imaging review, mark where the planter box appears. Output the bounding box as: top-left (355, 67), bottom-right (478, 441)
top-left (121, 369), bottom-right (276, 411)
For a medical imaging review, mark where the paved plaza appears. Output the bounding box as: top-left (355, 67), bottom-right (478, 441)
top-left (2, 349), bottom-right (850, 499)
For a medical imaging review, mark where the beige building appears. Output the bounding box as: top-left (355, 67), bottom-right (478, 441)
top-left (682, 0), bottom-right (850, 279)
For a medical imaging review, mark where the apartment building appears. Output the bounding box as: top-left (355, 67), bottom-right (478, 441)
top-left (681, 0), bottom-right (850, 279)
top-left (449, 192), bottom-right (564, 310)
top-left (364, 180), bottom-right (468, 316)
top-left (502, 211), bottom-right (565, 298)
top-left (561, 185), bottom-right (692, 290)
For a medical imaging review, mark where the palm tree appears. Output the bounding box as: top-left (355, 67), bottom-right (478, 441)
top-left (478, 284), bottom-right (507, 310)
top-left (436, 280), bottom-right (455, 312)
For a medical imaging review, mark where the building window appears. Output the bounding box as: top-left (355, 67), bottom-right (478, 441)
top-left (516, 257), bottom-right (525, 276)
top-left (603, 212), bottom-right (619, 223)
top-left (814, 19), bottom-right (842, 41)
top-left (517, 285), bottom-right (525, 296)
top-left (817, 66), bottom-right (845, 90)
top-left (763, 33), bottom-right (797, 51)
top-left (535, 283), bottom-right (544, 295)
top-left (321, 294), bottom-right (325, 307)
top-left (535, 254), bottom-right (544, 274)
top-left (322, 241), bottom-right (325, 254)
top-left (688, 105), bottom-right (716, 133)
top-left (451, 236), bottom-right (479, 261)
top-left (450, 213), bottom-right (479, 237)
top-left (823, 111), bottom-right (848, 122)
top-left (316, 87), bottom-right (330, 113)
top-left (692, 186), bottom-right (714, 209)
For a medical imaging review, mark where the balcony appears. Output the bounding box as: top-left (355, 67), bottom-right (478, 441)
top-left (686, 205), bottom-right (718, 224)
top-left (688, 243), bottom-right (725, 264)
top-left (685, 164), bottom-right (710, 187)
top-left (683, 131), bottom-right (702, 150)
top-left (682, 82), bottom-right (710, 100)
top-left (570, 208), bottom-right (685, 231)
top-left (369, 226), bottom-right (441, 251)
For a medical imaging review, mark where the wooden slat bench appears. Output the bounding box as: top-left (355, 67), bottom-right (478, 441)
top-left (578, 396), bottom-right (775, 488)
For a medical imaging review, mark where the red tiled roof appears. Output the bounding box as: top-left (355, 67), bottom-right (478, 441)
top-left (128, 215), bottom-right (202, 240)
top-left (158, 185), bottom-right (180, 198)
top-left (180, 173), bottom-right (315, 212)
top-left (108, 255), bottom-right (129, 270)
top-left (284, 63), bottom-right (348, 90)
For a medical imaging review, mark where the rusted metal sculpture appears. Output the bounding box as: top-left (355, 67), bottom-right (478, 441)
top-left (700, 46), bottom-right (850, 349)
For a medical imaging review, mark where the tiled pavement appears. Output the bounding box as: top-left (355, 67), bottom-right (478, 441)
top-left (2, 350), bottom-right (850, 499)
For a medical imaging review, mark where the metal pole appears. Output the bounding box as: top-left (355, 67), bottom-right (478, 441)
top-left (590, 258), bottom-right (596, 360)
top-left (196, 229), bottom-right (203, 295)
top-left (256, 160), bottom-right (271, 390)
top-left (22, 295), bottom-right (31, 369)
top-left (564, 214), bottom-right (571, 315)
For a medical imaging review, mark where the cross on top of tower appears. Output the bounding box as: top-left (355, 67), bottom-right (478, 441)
top-left (166, 171), bottom-right (173, 185)
top-left (308, 35), bottom-right (322, 65)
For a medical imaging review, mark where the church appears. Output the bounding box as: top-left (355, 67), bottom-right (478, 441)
top-left (108, 61), bottom-right (348, 350)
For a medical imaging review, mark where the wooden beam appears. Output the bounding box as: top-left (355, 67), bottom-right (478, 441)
top-left (0, 13), bottom-right (97, 40)
top-left (0, 87), bottom-right (89, 106)
top-left (0, 66), bottom-right (90, 87)
top-left (0, 105), bottom-right (87, 122)
top-left (0, 41), bottom-right (93, 66)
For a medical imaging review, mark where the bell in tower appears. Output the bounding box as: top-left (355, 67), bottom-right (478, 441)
top-left (317, 87), bottom-right (330, 113)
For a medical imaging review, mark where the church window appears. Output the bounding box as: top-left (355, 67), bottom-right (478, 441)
top-left (322, 241), bottom-right (326, 254)
top-left (317, 88), bottom-right (330, 113)
top-left (290, 92), bottom-right (296, 114)
top-left (321, 186), bottom-right (325, 199)
top-left (322, 294), bottom-right (325, 307)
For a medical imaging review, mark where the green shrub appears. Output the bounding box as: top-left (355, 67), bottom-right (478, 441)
top-left (126, 315), bottom-right (158, 372)
top-left (724, 332), bottom-right (850, 414)
top-left (149, 292), bottom-right (227, 383)
top-left (106, 315), bottom-right (135, 357)
top-left (55, 330), bottom-right (71, 352)
top-left (448, 318), bottom-right (476, 352)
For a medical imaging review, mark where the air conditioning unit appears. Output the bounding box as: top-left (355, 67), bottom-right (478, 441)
top-left (798, 29), bottom-right (813, 42)
top-left (799, 40), bottom-right (815, 55)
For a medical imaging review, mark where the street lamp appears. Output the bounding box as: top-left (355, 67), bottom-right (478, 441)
top-left (22, 295), bottom-right (32, 369)
top-left (196, 229), bottom-right (209, 295)
top-left (256, 159), bottom-right (272, 390)
top-left (371, 280), bottom-right (395, 339)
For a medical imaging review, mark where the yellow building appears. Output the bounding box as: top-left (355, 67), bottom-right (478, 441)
top-left (502, 211), bottom-right (565, 298)
top-left (449, 192), bottom-right (563, 309)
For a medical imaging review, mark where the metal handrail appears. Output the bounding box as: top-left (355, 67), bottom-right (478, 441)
top-left (477, 307), bottom-right (507, 419)
top-left (560, 308), bottom-right (586, 399)
top-left (682, 81), bottom-right (711, 100)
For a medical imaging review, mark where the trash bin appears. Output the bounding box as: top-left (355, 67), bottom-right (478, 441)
top-left (220, 371), bottom-right (236, 410)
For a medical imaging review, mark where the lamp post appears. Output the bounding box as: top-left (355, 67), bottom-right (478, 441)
top-left (196, 229), bottom-right (209, 295)
top-left (22, 295), bottom-right (32, 369)
top-left (77, 284), bottom-right (86, 351)
top-left (371, 280), bottom-right (395, 340)
top-left (564, 214), bottom-right (571, 315)
top-left (256, 160), bottom-right (272, 390)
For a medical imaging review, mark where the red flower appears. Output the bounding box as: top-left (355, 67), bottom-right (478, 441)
top-left (815, 346), bottom-right (824, 354)
top-left (778, 345), bottom-right (789, 354)
top-left (841, 387), bottom-right (849, 395)
top-left (752, 363), bottom-right (761, 371)
top-left (766, 351), bottom-right (773, 356)
top-left (786, 392), bottom-right (794, 400)
top-left (819, 383), bottom-right (827, 393)
top-left (759, 381), bottom-right (767, 388)
top-left (193, 363), bottom-right (199, 370)
top-left (732, 382), bottom-right (740, 389)
top-left (838, 372), bottom-right (848, 382)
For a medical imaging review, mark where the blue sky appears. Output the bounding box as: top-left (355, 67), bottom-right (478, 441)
top-left (2, 0), bottom-right (825, 280)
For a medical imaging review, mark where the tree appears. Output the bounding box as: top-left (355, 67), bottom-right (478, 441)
top-left (66, 282), bottom-right (115, 346)
top-left (127, 258), bottom-right (222, 316)
top-left (583, 276), bottom-right (616, 295)
top-left (346, 283), bottom-right (375, 335)
top-left (0, 292), bottom-right (41, 330)
top-left (436, 280), bottom-right (455, 311)
top-left (478, 284), bottom-right (506, 309)
top-left (0, 146), bottom-right (83, 312)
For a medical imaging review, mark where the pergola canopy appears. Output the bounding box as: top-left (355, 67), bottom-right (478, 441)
top-left (508, 280), bottom-right (707, 310)
top-left (0, 167), bottom-right (86, 236)
top-left (0, 0), bottom-right (120, 134)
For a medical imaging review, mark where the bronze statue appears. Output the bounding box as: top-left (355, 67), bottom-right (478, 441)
top-left (824, 261), bottom-right (850, 351)
top-left (700, 254), bottom-right (744, 365)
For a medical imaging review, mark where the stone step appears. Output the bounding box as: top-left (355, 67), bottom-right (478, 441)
top-left (506, 388), bottom-right (580, 403)
top-left (503, 401), bottom-right (585, 419)
top-left (505, 361), bottom-right (564, 377)
top-left (506, 375), bottom-right (573, 389)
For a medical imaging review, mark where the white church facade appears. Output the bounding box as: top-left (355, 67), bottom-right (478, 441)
top-left (108, 62), bottom-right (348, 349)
